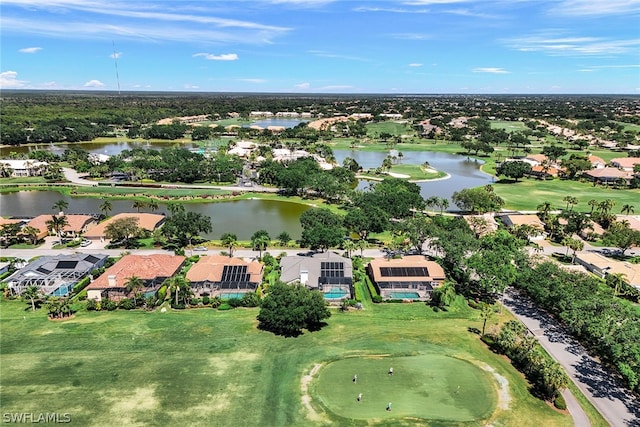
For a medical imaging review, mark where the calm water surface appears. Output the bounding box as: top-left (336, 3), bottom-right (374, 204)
top-left (0, 191), bottom-right (307, 240)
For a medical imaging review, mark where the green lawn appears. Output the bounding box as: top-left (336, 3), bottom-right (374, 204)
top-left (492, 178), bottom-right (640, 211)
top-left (490, 121), bottom-right (528, 133)
top-left (0, 299), bottom-right (576, 427)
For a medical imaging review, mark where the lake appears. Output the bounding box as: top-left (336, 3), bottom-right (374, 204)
top-left (0, 191), bottom-right (308, 240)
top-left (332, 149), bottom-right (494, 201)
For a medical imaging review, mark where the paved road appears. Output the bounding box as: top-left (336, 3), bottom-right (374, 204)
top-left (503, 288), bottom-right (640, 427)
top-left (61, 167), bottom-right (278, 193)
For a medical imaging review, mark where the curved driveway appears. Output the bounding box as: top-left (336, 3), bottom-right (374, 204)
top-left (503, 288), bottom-right (640, 427)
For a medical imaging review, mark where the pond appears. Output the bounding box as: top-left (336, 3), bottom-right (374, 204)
top-left (333, 149), bottom-right (494, 203)
top-left (0, 191), bottom-right (308, 240)
top-left (0, 140), bottom-right (203, 157)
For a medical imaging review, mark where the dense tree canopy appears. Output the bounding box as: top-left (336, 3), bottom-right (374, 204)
top-left (257, 282), bottom-right (331, 336)
top-left (299, 208), bottom-right (346, 251)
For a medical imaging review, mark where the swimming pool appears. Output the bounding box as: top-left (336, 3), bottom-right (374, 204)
top-left (220, 292), bottom-right (246, 300)
top-left (51, 283), bottom-right (73, 297)
top-left (323, 288), bottom-right (348, 299)
top-left (388, 291), bottom-right (420, 299)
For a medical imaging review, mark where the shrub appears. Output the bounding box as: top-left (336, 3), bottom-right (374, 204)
top-left (202, 296), bottom-right (210, 305)
top-left (171, 302), bottom-right (186, 309)
top-left (227, 297), bottom-right (242, 308)
top-left (86, 299), bottom-right (99, 311)
top-left (72, 277), bottom-right (91, 294)
top-left (157, 285), bottom-right (167, 301)
top-left (102, 299), bottom-right (117, 311)
top-left (218, 303), bottom-right (232, 311)
top-left (554, 394), bottom-right (567, 410)
top-left (372, 295), bottom-right (383, 303)
top-left (190, 297), bottom-right (200, 306)
top-left (210, 297), bottom-right (222, 308)
top-left (119, 298), bottom-right (135, 310)
top-left (240, 292), bottom-right (261, 307)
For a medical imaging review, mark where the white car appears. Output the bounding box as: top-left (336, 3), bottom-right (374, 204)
top-left (193, 246), bottom-right (208, 251)
top-left (81, 240), bottom-right (92, 247)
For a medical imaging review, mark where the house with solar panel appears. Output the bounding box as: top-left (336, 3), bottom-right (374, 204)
top-left (6, 253), bottom-right (109, 297)
top-left (185, 255), bottom-right (264, 299)
top-left (86, 254), bottom-right (185, 302)
top-left (367, 255), bottom-right (446, 300)
top-left (280, 252), bottom-right (353, 301)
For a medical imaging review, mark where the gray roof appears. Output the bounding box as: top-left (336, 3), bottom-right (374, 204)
top-left (280, 251), bottom-right (352, 289)
top-left (6, 253), bottom-right (109, 295)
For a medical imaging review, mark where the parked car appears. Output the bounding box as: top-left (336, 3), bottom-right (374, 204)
top-left (193, 246), bottom-right (208, 251)
top-left (81, 240), bottom-right (92, 247)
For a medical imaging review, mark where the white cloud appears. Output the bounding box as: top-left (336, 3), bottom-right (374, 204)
top-left (110, 52), bottom-right (122, 59)
top-left (83, 79), bottom-right (105, 87)
top-left (505, 32), bottom-right (640, 56)
top-left (0, 70), bottom-right (27, 88)
top-left (184, 84), bottom-right (199, 89)
top-left (19, 47), bottom-right (42, 53)
top-left (472, 67), bottom-right (510, 74)
top-left (550, 0), bottom-right (640, 16)
top-left (307, 50), bottom-right (368, 61)
top-left (390, 33), bottom-right (432, 40)
top-left (408, 63), bottom-right (423, 67)
top-left (193, 53), bottom-right (239, 61)
top-left (238, 78), bottom-right (266, 83)
top-left (295, 82), bottom-right (311, 89)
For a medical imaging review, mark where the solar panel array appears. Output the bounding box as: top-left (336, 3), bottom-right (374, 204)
top-left (379, 267), bottom-right (428, 277)
top-left (320, 262), bottom-right (344, 278)
top-left (84, 255), bottom-right (100, 264)
top-left (221, 265), bottom-right (250, 283)
top-left (56, 260), bottom-right (79, 270)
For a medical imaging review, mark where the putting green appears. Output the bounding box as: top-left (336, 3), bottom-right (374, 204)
top-left (314, 354), bottom-right (497, 422)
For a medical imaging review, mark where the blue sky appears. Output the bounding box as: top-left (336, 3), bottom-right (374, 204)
top-left (1, 0), bottom-right (639, 94)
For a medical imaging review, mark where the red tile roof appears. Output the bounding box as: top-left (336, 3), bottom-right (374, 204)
top-left (186, 255), bottom-right (263, 283)
top-left (86, 254), bottom-right (185, 290)
top-left (84, 213), bottom-right (165, 239)
top-left (28, 214), bottom-right (95, 235)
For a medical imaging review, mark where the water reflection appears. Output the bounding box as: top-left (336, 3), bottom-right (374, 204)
top-left (333, 149), bottom-right (494, 204)
top-left (0, 191), bottom-right (307, 240)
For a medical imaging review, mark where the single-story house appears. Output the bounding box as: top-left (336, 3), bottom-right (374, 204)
top-left (617, 215), bottom-right (640, 233)
top-left (574, 252), bottom-right (640, 289)
top-left (6, 253), bottom-right (109, 296)
top-left (588, 155), bottom-right (606, 169)
top-left (583, 167), bottom-right (630, 184)
top-left (500, 214), bottom-right (546, 239)
top-left (579, 221), bottom-right (606, 241)
top-left (610, 157), bottom-right (640, 172)
top-left (86, 254), bottom-right (185, 301)
top-left (280, 251), bottom-right (353, 301)
top-left (185, 255), bottom-right (263, 298)
top-left (526, 165), bottom-right (562, 179)
top-left (83, 213), bottom-right (165, 241)
top-left (367, 255), bottom-right (446, 300)
top-left (0, 159), bottom-right (48, 177)
top-left (27, 214), bottom-right (96, 240)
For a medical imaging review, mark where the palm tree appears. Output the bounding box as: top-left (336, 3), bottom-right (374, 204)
top-left (562, 237), bottom-right (584, 263)
top-left (277, 231), bottom-right (291, 247)
top-left (125, 275), bottom-right (145, 306)
top-left (588, 199), bottom-right (598, 214)
top-left (165, 275), bottom-right (191, 306)
top-left (52, 199), bottom-right (68, 214)
top-left (621, 204), bottom-right (635, 215)
top-left (436, 197), bottom-right (449, 214)
top-left (99, 199), bottom-right (112, 217)
top-left (21, 226), bottom-right (40, 245)
top-left (355, 239), bottom-right (368, 257)
top-left (22, 285), bottom-right (40, 311)
top-left (563, 195), bottom-right (578, 211)
top-left (132, 200), bottom-right (147, 213)
top-left (221, 232), bottom-right (238, 257)
top-left (45, 214), bottom-right (69, 243)
top-left (342, 239), bottom-right (357, 258)
top-left (252, 234), bottom-right (270, 259)
top-left (536, 201), bottom-right (552, 222)
top-left (606, 273), bottom-right (628, 297)
top-left (147, 200), bottom-right (159, 212)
